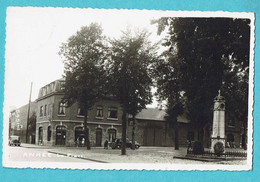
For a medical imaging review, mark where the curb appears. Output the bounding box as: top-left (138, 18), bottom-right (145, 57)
top-left (48, 151), bottom-right (109, 163)
top-left (173, 156), bottom-right (223, 162)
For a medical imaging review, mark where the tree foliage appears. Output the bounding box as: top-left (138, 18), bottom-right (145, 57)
top-left (154, 18), bottom-right (250, 144)
top-left (59, 23), bottom-right (108, 149)
top-left (107, 30), bottom-right (157, 154)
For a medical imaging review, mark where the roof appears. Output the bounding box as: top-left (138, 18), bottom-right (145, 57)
top-left (136, 108), bottom-right (166, 121)
top-left (135, 108), bottom-right (190, 123)
top-left (38, 78), bottom-right (65, 99)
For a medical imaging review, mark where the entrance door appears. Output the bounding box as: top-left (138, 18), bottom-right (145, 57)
top-left (96, 128), bottom-right (102, 147)
top-left (38, 127), bottom-right (43, 144)
top-left (56, 126), bottom-right (66, 145)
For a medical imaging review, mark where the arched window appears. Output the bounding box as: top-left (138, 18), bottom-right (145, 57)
top-left (108, 128), bottom-right (116, 142)
top-left (38, 127), bottom-right (43, 144)
top-left (47, 126), bottom-right (52, 141)
top-left (56, 125), bottom-right (66, 145)
top-left (58, 102), bottom-right (66, 115)
top-left (75, 126), bottom-right (85, 142)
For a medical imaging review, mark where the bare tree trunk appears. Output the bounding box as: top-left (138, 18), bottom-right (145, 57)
top-left (121, 109), bottom-right (127, 155)
top-left (84, 110), bottom-right (91, 150)
top-left (174, 121), bottom-right (179, 150)
top-left (131, 115), bottom-right (136, 150)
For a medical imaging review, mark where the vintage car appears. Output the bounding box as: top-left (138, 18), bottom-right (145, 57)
top-left (9, 135), bottom-right (21, 146)
top-left (111, 138), bottom-right (140, 149)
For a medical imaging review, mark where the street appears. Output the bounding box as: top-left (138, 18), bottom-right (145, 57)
top-left (5, 144), bottom-right (247, 165)
top-left (7, 145), bottom-right (96, 163)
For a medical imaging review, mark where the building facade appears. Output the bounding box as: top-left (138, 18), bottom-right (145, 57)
top-left (35, 79), bottom-right (246, 148)
top-left (35, 79), bottom-right (122, 146)
top-left (9, 102), bottom-right (37, 143)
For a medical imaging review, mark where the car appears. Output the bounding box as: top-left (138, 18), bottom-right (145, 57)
top-left (111, 138), bottom-right (140, 149)
top-left (9, 135), bottom-right (21, 146)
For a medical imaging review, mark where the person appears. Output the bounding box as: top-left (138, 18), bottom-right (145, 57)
top-left (76, 137), bottom-right (79, 147)
top-left (187, 139), bottom-right (192, 151)
top-left (104, 140), bottom-right (108, 149)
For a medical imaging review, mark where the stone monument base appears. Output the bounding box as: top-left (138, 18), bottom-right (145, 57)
top-left (210, 137), bottom-right (225, 153)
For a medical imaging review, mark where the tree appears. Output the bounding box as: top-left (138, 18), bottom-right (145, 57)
top-left (154, 18), bottom-right (250, 145)
top-left (28, 112), bottom-right (36, 142)
top-left (107, 30), bottom-right (156, 154)
top-left (59, 23), bottom-right (107, 150)
top-left (153, 51), bottom-right (184, 149)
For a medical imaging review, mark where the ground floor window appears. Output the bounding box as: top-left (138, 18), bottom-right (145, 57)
top-left (56, 126), bottom-right (66, 145)
top-left (47, 126), bottom-right (52, 141)
top-left (38, 127), bottom-right (43, 144)
top-left (108, 128), bottom-right (116, 142)
top-left (75, 126), bottom-right (89, 146)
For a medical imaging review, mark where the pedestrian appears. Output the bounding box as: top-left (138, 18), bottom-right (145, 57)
top-left (104, 140), bottom-right (108, 149)
top-left (187, 139), bottom-right (192, 151)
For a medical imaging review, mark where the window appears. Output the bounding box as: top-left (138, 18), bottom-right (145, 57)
top-left (48, 104), bottom-right (51, 116)
top-left (38, 127), bottom-right (43, 144)
top-left (58, 102), bottom-right (66, 115)
top-left (47, 126), bottom-right (52, 141)
top-left (108, 107), bottom-right (118, 119)
top-left (77, 108), bottom-right (85, 117)
top-left (44, 105), bottom-right (47, 116)
top-left (108, 128), bottom-right (116, 142)
top-left (40, 106), bottom-right (43, 117)
top-left (60, 81), bottom-right (65, 91)
top-left (96, 106), bottom-right (103, 118)
top-left (42, 87), bottom-right (47, 96)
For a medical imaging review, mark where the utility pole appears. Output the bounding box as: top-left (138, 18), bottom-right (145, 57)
top-left (26, 82), bottom-right (33, 143)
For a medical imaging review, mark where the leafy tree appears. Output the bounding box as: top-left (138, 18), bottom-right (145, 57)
top-left (28, 112), bottom-right (36, 137)
top-left (107, 30), bottom-right (156, 154)
top-left (154, 18), bottom-right (250, 145)
top-left (153, 52), bottom-right (184, 150)
top-left (59, 23), bottom-right (107, 149)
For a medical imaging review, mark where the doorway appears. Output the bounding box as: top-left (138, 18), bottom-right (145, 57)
top-left (38, 127), bottom-right (43, 144)
top-left (56, 126), bottom-right (66, 145)
top-left (96, 128), bottom-right (102, 147)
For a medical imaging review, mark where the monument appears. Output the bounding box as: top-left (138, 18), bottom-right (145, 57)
top-left (211, 90), bottom-right (226, 153)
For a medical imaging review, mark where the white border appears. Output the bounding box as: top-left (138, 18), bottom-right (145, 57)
top-left (2, 8), bottom-right (255, 171)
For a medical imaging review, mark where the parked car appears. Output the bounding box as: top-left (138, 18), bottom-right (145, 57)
top-left (9, 135), bottom-right (21, 146)
top-left (111, 138), bottom-right (140, 149)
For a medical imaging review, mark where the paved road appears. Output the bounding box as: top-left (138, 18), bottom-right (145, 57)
top-left (7, 146), bottom-right (96, 163)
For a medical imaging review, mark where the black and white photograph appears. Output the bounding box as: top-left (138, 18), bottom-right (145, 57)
top-left (3, 7), bottom-right (254, 170)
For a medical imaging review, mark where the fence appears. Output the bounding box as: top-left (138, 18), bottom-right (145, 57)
top-left (187, 149), bottom-right (247, 158)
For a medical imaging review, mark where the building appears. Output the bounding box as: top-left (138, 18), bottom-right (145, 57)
top-left (9, 101), bottom-right (37, 143)
top-left (127, 108), bottom-right (197, 147)
top-left (35, 78), bottom-right (246, 148)
top-left (35, 79), bottom-right (122, 146)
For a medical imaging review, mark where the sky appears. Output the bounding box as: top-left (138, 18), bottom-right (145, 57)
top-left (4, 8), bottom-right (253, 110)
top-left (5, 7), bottom-right (166, 109)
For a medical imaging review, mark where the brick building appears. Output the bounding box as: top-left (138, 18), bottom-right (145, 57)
top-left (9, 101), bottom-right (37, 143)
top-left (35, 78), bottom-right (246, 148)
top-left (35, 79), bottom-right (122, 146)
